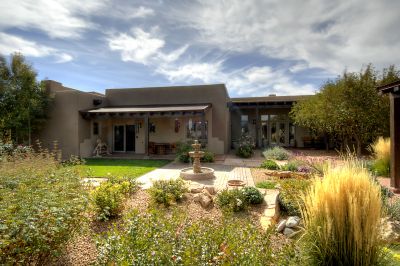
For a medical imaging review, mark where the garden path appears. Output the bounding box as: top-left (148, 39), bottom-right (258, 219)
top-left (136, 162), bottom-right (255, 190)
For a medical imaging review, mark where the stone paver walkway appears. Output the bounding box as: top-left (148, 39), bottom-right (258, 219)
top-left (137, 162), bottom-right (255, 190)
top-left (259, 189), bottom-right (280, 229)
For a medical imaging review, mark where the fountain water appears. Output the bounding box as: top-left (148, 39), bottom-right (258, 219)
top-left (180, 140), bottom-right (215, 180)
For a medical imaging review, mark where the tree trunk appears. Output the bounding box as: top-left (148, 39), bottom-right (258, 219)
top-left (355, 135), bottom-right (362, 157)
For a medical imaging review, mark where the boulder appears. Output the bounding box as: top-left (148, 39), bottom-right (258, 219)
top-left (193, 194), bottom-right (201, 203)
top-left (199, 194), bottom-right (212, 208)
top-left (204, 185), bottom-right (217, 195)
top-left (190, 185), bottom-right (204, 193)
top-left (276, 219), bottom-right (287, 233)
top-left (283, 227), bottom-right (295, 237)
top-left (286, 216), bottom-right (301, 228)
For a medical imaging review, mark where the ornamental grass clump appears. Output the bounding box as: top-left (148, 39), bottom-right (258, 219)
top-left (301, 160), bottom-right (383, 266)
top-left (369, 137), bottom-right (391, 176)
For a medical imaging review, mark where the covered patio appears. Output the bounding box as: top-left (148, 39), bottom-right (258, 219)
top-left (80, 104), bottom-right (211, 157)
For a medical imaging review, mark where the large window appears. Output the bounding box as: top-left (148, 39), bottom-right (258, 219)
top-left (187, 120), bottom-right (208, 139)
top-left (240, 115), bottom-right (249, 133)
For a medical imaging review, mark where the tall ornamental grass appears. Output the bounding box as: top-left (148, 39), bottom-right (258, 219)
top-left (301, 160), bottom-right (383, 266)
top-left (370, 137), bottom-right (391, 176)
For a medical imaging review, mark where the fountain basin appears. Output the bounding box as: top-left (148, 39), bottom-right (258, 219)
top-left (180, 167), bottom-right (215, 180)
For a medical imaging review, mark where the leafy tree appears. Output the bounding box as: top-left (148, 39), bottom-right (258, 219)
top-left (290, 64), bottom-right (397, 156)
top-left (0, 53), bottom-right (50, 144)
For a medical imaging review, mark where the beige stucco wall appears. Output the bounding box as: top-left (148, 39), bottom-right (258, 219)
top-left (37, 80), bottom-right (106, 159)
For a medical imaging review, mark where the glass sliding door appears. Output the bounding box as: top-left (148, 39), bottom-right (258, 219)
top-left (125, 125), bottom-right (135, 152)
top-left (114, 125), bottom-right (124, 152)
top-left (114, 124), bottom-right (136, 152)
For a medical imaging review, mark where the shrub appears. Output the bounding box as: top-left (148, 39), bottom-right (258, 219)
top-left (301, 160), bottom-right (383, 265)
top-left (0, 152), bottom-right (88, 264)
top-left (261, 159), bottom-right (280, 170)
top-left (281, 161), bottom-right (300, 172)
top-left (242, 186), bottom-right (264, 204)
top-left (176, 142), bottom-right (192, 163)
top-left (148, 178), bottom-right (187, 206)
top-left (201, 150), bottom-right (215, 163)
top-left (92, 182), bottom-right (127, 221)
top-left (278, 178), bottom-right (311, 216)
top-left (263, 146), bottom-right (291, 160)
top-left (61, 154), bottom-right (85, 166)
top-left (216, 189), bottom-right (248, 212)
top-left (256, 180), bottom-right (278, 189)
top-left (370, 137), bottom-right (390, 176)
top-left (236, 133), bottom-right (255, 158)
top-left (96, 209), bottom-right (273, 265)
top-left (387, 198), bottom-right (400, 222)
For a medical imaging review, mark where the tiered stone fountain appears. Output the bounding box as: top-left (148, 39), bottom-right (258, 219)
top-left (180, 140), bottom-right (215, 180)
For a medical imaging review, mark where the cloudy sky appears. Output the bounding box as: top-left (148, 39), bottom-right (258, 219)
top-left (0, 0), bottom-right (399, 96)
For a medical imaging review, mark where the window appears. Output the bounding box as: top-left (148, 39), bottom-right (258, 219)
top-left (187, 120), bottom-right (208, 139)
top-left (240, 115), bottom-right (249, 133)
top-left (93, 122), bottom-right (99, 135)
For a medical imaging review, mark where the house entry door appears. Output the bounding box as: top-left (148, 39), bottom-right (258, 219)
top-left (113, 125), bottom-right (135, 152)
top-left (269, 122), bottom-right (287, 146)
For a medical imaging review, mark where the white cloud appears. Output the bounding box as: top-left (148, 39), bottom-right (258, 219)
top-left (170, 0), bottom-right (400, 74)
top-left (126, 6), bottom-right (155, 19)
top-left (157, 61), bottom-right (223, 83)
top-left (0, 0), bottom-right (104, 39)
top-left (0, 32), bottom-right (73, 63)
top-left (108, 28), bottom-right (165, 64)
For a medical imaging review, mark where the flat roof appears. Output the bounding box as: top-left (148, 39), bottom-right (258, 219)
top-left (230, 95), bottom-right (311, 103)
top-left (83, 104), bottom-right (211, 114)
top-left (377, 80), bottom-right (400, 94)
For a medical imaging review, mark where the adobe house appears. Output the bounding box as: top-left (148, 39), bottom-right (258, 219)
top-left (378, 80), bottom-right (400, 191)
top-left (38, 80), bottom-right (313, 159)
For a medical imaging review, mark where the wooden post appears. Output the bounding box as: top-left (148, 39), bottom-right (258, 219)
top-left (390, 93), bottom-right (400, 191)
top-left (144, 115), bottom-right (149, 157)
top-left (255, 106), bottom-right (260, 148)
top-left (201, 113), bottom-right (206, 145)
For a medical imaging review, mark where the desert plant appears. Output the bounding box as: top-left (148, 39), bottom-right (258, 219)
top-left (256, 180), bottom-right (278, 189)
top-left (278, 178), bottom-right (311, 216)
top-left (301, 160), bottom-right (383, 265)
top-left (216, 189), bottom-right (248, 212)
top-left (148, 178), bottom-right (188, 206)
top-left (242, 186), bottom-right (264, 204)
top-left (176, 142), bottom-right (192, 163)
top-left (0, 151), bottom-right (88, 264)
top-left (281, 161), bottom-right (300, 172)
top-left (386, 198), bottom-right (400, 222)
top-left (260, 159), bottom-right (280, 170)
top-left (370, 137), bottom-right (391, 176)
top-left (263, 146), bottom-right (291, 160)
top-left (96, 209), bottom-right (273, 265)
top-left (201, 150), bottom-right (215, 163)
top-left (236, 133), bottom-right (255, 158)
top-left (92, 182), bottom-right (127, 221)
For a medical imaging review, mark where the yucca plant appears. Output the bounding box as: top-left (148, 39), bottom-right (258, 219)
top-left (301, 160), bottom-right (383, 266)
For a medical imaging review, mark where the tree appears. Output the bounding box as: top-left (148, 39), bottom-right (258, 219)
top-left (0, 53), bottom-right (50, 145)
top-left (290, 64), bottom-right (397, 156)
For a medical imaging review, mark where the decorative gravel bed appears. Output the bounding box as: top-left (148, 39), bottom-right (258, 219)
top-left (51, 188), bottom-right (287, 265)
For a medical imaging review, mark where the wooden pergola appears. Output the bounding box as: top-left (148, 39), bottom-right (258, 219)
top-left (378, 80), bottom-right (400, 192)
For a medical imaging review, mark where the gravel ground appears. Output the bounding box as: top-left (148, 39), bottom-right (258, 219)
top-left (50, 189), bottom-right (285, 265)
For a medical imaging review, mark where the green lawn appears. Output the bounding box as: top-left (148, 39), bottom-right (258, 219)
top-left (76, 158), bottom-right (171, 178)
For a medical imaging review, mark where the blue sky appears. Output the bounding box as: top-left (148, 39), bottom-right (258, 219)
top-left (0, 0), bottom-right (399, 97)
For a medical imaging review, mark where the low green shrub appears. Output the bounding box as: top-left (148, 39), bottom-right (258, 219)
top-left (201, 150), bottom-right (215, 163)
top-left (148, 178), bottom-right (188, 206)
top-left (256, 180), bottom-right (278, 189)
top-left (96, 209), bottom-right (273, 265)
top-left (369, 137), bottom-right (390, 177)
top-left (92, 182), bottom-right (128, 221)
top-left (278, 178), bottom-right (311, 216)
top-left (176, 142), bottom-right (192, 163)
top-left (263, 146), bottom-right (291, 160)
top-left (372, 159), bottom-right (390, 176)
top-left (0, 152), bottom-right (88, 265)
top-left (261, 159), bottom-right (280, 170)
top-left (236, 133), bottom-right (255, 158)
top-left (216, 188), bottom-right (248, 212)
top-left (242, 186), bottom-right (264, 204)
top-left (61, 154), bottom-right (85, 166)
top-left (281, 161), bottom-right (300, 172)
top-left (387, 198), bottom-right (400, 222)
